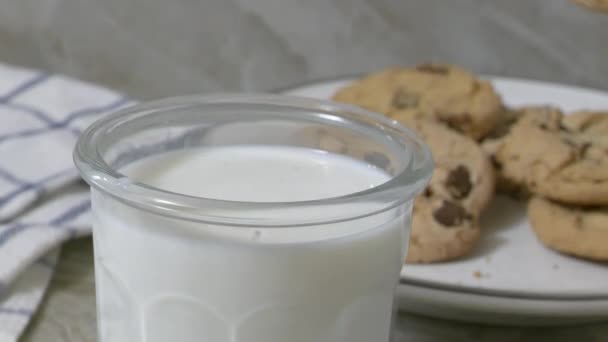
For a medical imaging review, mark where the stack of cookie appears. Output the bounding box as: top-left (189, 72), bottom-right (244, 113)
top-left (331, 63), bottom-right (608, 263)
top-left (492, 108), bottom-right (608, 261)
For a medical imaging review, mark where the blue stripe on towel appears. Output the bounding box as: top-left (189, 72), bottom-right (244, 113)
top-left (0, 95), bottom-right (129, 146)
top-left (0, 73), bottom-right (49, 102)
top-left (62, 96), bottom-right (131, 125)
top-left (0, 307), bottom-right (33, 317)
top-left (0, 167), bottom-right (26, 186)
top-left (0, 169), bottom-right (73, 207)
top-left (0, 223), bottom-right (28, 245)
top-left (2, 103), bottom-right (56, 125)
top-left (50, 200), bottom-right (91, 226)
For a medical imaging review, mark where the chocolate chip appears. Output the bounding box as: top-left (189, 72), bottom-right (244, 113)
top-left (442, 119), bottom-right (464, 133)
top-left (486, 127), bottom-right (507, 139)
top-left (490, 155), bottom-right (503, 170)
top-left (559, 122), bottom-right (570, 132)
top-left (441, 115), bottom-right (471, 133)
top-left (432, 200), bottom-right (471, 227)
top-left (539, 123), bottom-right (548, 130)
top-left (506, 187), bottom-right (529, 200)
top-left (423, 187), bottom-right (434, 197)
top-left (416, 64), bottom-right (449, 75)
top-left (580, 142), bottom-right (591, 157)
top-left (445, 165), bottom-right (472, 199)
top-left (364, 151), bottom-right (390, 169)
top-left (440, 119), bottom-right (462, 133)
top-left (392, 89), bottom-right (419, 109)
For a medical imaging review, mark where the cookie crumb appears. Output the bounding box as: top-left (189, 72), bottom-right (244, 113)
top-left (473, 270), bottom-right (482, 279)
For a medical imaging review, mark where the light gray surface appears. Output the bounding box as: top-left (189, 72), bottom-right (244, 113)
top-left (0, 0), bottom-right (607, 99)
top-left (1, 0), bottom-right (608, 340)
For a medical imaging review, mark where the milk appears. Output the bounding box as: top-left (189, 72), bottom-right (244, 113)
top-left (92, 145), bottom-right (410, 342)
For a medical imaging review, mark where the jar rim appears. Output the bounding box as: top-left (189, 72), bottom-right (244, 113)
top-left (74, 94), bottom-right (433, 227)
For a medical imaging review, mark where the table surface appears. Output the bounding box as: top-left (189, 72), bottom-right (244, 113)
top-left (20, 238), bottom-right (608, 342)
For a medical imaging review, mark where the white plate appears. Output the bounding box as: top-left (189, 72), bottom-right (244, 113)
top-left (281, 76), bottom-right (608, 325)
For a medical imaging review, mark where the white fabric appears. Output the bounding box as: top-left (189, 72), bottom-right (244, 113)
top-left (0, 63), bottom-right (132, 341)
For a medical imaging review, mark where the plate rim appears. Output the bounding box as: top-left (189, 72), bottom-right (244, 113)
top-left (396, 282), bottom-right (608, 326)
top-left (274, 73), bottom-right (608, 98)
top-left (278, 74), bottom-right (608, 302)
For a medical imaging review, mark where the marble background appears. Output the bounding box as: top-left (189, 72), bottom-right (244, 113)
top-left (0, 0), bottom-right (607, 100)
top-left (1, 0), bottom-right (608, 340)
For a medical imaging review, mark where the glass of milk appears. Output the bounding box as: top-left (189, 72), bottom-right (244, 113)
top-left (74, 94), bottom-right (433, 342)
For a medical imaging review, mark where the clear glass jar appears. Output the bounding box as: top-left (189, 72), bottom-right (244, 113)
top-left (74, 94), bottom-right (433, 342)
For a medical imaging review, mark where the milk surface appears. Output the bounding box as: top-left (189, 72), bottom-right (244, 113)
top-left (92, 145), bottom-right (409, 342)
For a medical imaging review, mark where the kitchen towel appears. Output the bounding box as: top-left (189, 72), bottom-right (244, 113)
top-left (0, 62), bottom-right (132, 341)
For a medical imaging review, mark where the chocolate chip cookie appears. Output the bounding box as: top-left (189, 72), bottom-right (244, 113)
top-left (332, 64), bottom-right (504, 140)
top-left (481, 107), bottom-right (528, 197)
top-left (496, 109), bottom-right (608, 205)
top-left (528, 196), bottom-right (608, 261)
top-left (481, 107), bottom-right (522, 157)
top-left (400, 118), bottom-right (495, 263)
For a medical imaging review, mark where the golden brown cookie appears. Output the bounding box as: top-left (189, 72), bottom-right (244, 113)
top-left (401, 118), bottom-right (495, 263)
top-left (528, 196), bottom-right (608, 261)
top-left (481, 107), bottom-right (527, 197)
top-left (332, 64), bottom-right (504, 140)
top-left (496, 109), bottom-right (608, 205)
top-left (572, 0), bottom-right (608, 12)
